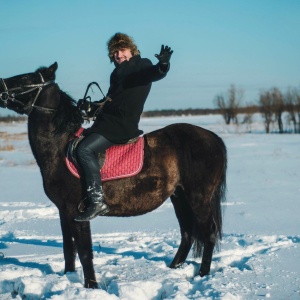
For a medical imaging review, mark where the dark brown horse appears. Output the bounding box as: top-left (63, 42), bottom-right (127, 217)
top-left (0, 63), bottom-right (227, 288)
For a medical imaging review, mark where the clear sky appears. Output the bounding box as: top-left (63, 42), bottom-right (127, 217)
top-left (1, 0), bottom-right (300, 112)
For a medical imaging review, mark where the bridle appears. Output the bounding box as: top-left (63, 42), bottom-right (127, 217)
top-left (0, 72), bottom-right (56, 114)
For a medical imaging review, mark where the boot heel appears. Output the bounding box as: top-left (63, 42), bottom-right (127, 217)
top-left (74, 186), bottom-right (110, 222)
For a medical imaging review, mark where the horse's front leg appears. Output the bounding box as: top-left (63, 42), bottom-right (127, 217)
top-left (71, 220), bottom-right (98, 289)
top-left (59, 210), bottom-right (77, 273)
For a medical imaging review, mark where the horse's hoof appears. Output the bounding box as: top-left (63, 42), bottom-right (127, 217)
top-left (64, 268), bottom-right (75, 274)
top-left (84, 279), bottom-right (98, 289)
top-left (169, 262), bottom-right (183, 269)
top-left (199, 269), bottom-right (210, 277)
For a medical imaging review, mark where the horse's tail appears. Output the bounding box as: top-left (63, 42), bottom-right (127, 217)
top-left (193, 136), bottom-right (227, 257)
top-left (211, 143), bottom-right (227, 243)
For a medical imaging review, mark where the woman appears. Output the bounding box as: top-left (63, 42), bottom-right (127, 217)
top-left (75, 32), bottom-right (173, 222)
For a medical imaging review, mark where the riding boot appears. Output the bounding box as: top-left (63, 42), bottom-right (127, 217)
top-left (74, 185), bottom-right (110, 222)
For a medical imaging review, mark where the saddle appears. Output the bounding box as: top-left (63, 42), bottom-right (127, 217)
top-left (65, 128), bottom-right (144, 181)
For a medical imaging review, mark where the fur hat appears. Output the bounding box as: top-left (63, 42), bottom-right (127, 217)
top-left (107, 33), bottom-right (140, 62)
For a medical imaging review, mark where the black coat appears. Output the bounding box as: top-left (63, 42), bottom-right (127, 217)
top-left (86, 55), bottom-right (169, 143)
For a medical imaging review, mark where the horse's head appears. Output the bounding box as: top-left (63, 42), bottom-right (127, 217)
top-left (0, 62), bottom-right (58, 115)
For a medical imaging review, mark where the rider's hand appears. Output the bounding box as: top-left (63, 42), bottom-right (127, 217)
top-left (77, 99), bottom-right (90, 113)
top-left (155, 45), bottom-right (173, 71)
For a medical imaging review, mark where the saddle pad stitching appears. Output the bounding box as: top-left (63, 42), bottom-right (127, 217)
top-left (101, 139), bottom-right (144, 181)
top-left (101, 138), bottom-right (144, 180)
top-left (66, 137), bottom-right (144, 181)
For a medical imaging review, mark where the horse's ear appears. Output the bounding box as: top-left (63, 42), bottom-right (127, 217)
top-left (45, 62), bottom-right (58, 80)
top-left (48, 62), bottom-right (58, 74)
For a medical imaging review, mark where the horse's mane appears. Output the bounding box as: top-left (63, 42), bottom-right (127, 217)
top-left (54, 90), bottom-right (85, 134)
top-left (34, 66), bottom-right (85, 135)
top-left (35, 66), bottom-right (47, 73)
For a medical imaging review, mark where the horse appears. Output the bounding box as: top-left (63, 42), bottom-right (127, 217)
top-left (0, 62), bottom-right (227, 289)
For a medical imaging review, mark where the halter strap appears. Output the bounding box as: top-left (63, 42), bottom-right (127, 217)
top-left (0, 73), bottom-right (56, 113)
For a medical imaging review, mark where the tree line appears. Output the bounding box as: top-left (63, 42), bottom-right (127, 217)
top-left (0, 115), bottom-right (27, 122)
top-left (2, 84), bottom-right (300, 134)
top-left (214, 85), bottom-right (300, 133)
top-left (143, 84), bottom-right (300, 134)
top-left (142, 108), bottom-right (221, 117)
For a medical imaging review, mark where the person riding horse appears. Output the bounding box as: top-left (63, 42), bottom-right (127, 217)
top-left (75, 33), bottom-right (173, 222)
top-left (0, 59), bottom-right (226, 286)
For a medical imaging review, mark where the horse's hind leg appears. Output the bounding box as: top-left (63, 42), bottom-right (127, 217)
top-left (200, 239), bottom-right (215, 277)
top-left (197, 176), bottom-right (225, 276)
top-left (192, 205), bottom-right (217, 277)
top-left (169, 188), bottom-right (193, 268)
top-left (199, 218), bottom-right (216, 277)
top-left (189, 194), bottom-right (216, 277)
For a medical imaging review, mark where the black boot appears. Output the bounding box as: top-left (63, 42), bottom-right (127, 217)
top-left (74, 185), bottom-right (110, 222)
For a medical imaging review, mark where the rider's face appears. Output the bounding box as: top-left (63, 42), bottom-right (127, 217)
top-left (113, 48), bottom-right (133, 64)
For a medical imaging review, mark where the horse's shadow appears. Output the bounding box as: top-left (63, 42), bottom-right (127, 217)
top-left (0, 256), bottom-right (54, 275)
top-left (0, 232), bottom-right (62, 275)
top-left (94, 244), bottom-right (174, 265)
top-left (94, 244), bottom-right (202, 276)
top-left (0, 232), bottom-right (203, 277)
top-left (0, 232), bottom-right (173, 273)
top-left (0, 232), bottom-right (63, 248)
top-left (1, 232), bottom-right (173, 269)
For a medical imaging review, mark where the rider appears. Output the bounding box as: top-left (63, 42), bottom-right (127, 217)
top-left (75, 32), bottom-right (173, 222)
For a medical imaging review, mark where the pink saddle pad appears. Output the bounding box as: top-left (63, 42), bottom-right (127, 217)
top-left (66, 136), bottom-right (144, 182)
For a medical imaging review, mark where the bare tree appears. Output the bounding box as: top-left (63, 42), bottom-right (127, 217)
top-left (296, 90), bottom-right (300, 133)
top-left (271, 88), bottom-right (285, 133)
top-left (285, 88), bottom-right (297, 133)
top-left (285, 87), bottom-right (300, 133)
top-left (259, 88), bottom-right (286, 133)
top-left (215, 94), bottom-right (231, 124)
top-left (259, 90), bottom-right (273, 133)
top-left (214, 85), bottom-right (243, 125)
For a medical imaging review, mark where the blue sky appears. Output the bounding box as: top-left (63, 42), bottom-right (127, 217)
top-left (1, 0), bottom-right (300, 112)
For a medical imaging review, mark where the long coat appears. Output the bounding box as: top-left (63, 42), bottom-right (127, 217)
top-left (86, 55), bottom-right (169, 143)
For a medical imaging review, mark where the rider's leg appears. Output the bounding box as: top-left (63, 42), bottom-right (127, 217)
top-left (74, 133), bottom-right (115, 222)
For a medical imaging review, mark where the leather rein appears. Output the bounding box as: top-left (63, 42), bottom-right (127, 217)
top-left (78, 81), bottom-right (111, 120)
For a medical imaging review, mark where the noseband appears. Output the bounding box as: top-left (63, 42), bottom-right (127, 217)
top-left (0, 72), bottom-right (56, 114)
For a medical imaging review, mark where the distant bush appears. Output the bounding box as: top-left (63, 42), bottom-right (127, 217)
top-left (142, 106), bottom-right (261, 118)
top-left (0, 144), bottom-right (15, 151)
top-left (142, 108), bottom-right (222, 117)
top-left (0, 115), bottom-right (27, 122)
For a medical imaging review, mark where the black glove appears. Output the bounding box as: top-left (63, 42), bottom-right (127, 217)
top-left (155, 45), bottom-right (173, 70)
top-left (77, 98), bottom-right (90, 111)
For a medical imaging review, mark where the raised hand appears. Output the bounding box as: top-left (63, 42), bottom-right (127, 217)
top-left (155, 45), bottom-right (173, 66)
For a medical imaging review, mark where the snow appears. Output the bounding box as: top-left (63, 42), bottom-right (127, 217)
top-left (0, 114), bottom-right (299, 299)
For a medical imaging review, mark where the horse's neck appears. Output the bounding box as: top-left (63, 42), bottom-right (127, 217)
top-left (28, 116), bottom-right (67, 166)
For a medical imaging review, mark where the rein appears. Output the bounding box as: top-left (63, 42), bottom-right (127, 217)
top-left (0, 72), bottom-right (56, 114)
top-left (78, 81), bottom-right (111, 120)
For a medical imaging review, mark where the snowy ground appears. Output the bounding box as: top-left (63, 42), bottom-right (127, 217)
top-left (0, 114), bottom-right (299, 299)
